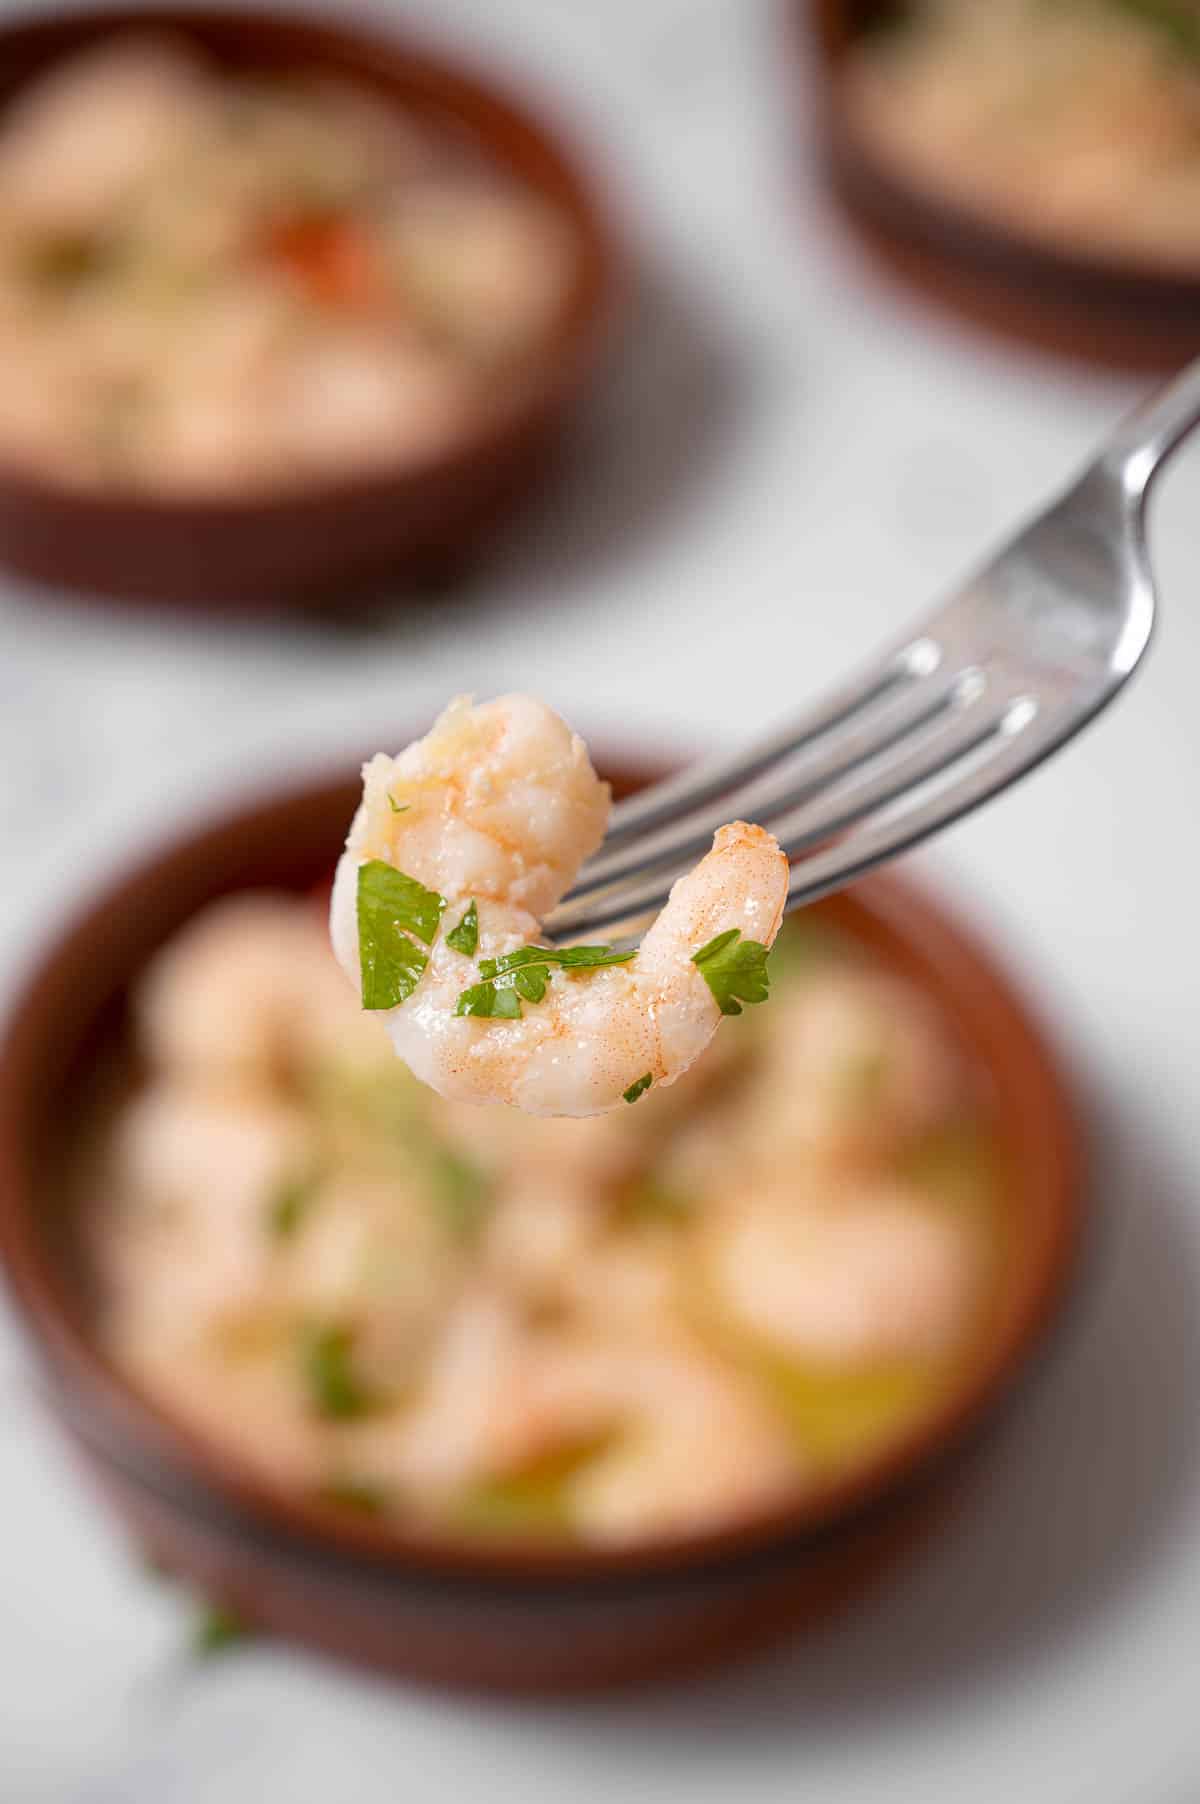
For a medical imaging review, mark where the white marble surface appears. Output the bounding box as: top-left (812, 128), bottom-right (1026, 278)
top-left (2, 1), bottom-right (1200, 1797)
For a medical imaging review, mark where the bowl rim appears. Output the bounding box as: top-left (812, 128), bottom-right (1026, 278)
top-left (800, 0), bottom-right (1200, 327)
top-left (0, 764), bottom-right (1085, 1589)
top-left (0, 1), bottom-right (624, 513)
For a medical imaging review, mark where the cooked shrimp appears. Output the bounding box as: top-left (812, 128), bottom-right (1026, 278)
top-left (481, 1181), bottom-right (606, 1305)
top-left (469, 1103), bottom-right (647, 1198)
top-left (709, 1182), bottom-right (979, 1366)
top-left (99, 1085), bottom-right (310, 1332)
top-left (126, 1333), bottom-right (334, 1489)
top-left (346, 1290), bottom-right (521, 1496)
top-left (351, 1291), bottom-right (801, 1541)
top-left (739, 968), bottom-right (959, 1169)
top-left (271, 330), bottom-right (469, 477)
top-left (285, 1174), bottom-right (466, 1393)
top-left (0, 39), bottom-right (212, 239)
top-left (332, 692), bottom-right (612, 920)
top-left (330, 694), bottom-right (789, 1116)
top-left (845, 0), bottom-right (1200, 272)
top-left (139, 891), bottom-right (388, 1087)
top-left (554, 1235), bottom-right (683, 1335)
top-left (394, 184), bottom-right (577, 360)
top-left (523, 1338), bottom-right (802, 1545)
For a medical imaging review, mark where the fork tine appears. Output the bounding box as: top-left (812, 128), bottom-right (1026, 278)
top-left (546, 377), bottom-right (1175, 948)
top-left (781, 695), bottom-right (1071, 910)
top-left (766, 677), bottom-right (1017, 862)
top-left (597, 633), bottom-right (943, 853)
top-left (575, 656), bottom-right (970, 901)
top-left (544, 689), bottom-right (1057, 942)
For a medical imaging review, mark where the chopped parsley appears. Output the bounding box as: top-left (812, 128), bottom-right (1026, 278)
top-left (365, 932), bottom-right (427, 1010)
top-left (623, 1072), bottom-right (653, 1105)
top-left (621, 1175), bottom-right (693, 1225)
top-left (692, 928), bottom-right (771, 1016)
top-left (337, 1069), bottom-right (494, 1234)
top-left (479, 945), bottom-right (637, 977)
top-left (429, 1143), bottom-right (492, 1238)
top-left (456, 979), bottom-right (523, 1019)
top-left (265, 1167), bottom-right (321, 1241)
top-left (456, 941), bottom-right (636, 1021)
top-left (356, 860), bottom-right (445, 1010)
top-left (445, 899), bottom-right (479, 956)
top-left (511, 965), bottom-right (550, 1001)
top-left (301, 1323), bottom-right (370, 1420)
top-left (192, 1601), bottom-right (250, 1657)
top-left (1106, 0), bottom-right (1200, 61)
top-left (386, 793), bottom-right (409, 814)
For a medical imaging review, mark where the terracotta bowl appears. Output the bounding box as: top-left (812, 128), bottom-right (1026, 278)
top-left (0, 760), bottom-right (1083, 1692)
top-left (803, 0), bottom-right (1200, 369)
top-left (0, 7), bottom-right (620, 610)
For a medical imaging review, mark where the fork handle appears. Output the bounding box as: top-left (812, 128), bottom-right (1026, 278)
top-left (1100, 354), bottom-right (1200, 500)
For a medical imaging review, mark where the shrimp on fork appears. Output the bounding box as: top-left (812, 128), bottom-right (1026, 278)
top-left (330, 695), bottom-right (789, 1117)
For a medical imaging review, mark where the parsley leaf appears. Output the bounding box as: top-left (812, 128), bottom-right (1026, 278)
top-left (621, 1175), bottom-right (693, 1224)
top-left (445, 899), bottom-right (479, 956)
top-left (512, 965), bottom-right (548, 1002)
top-left (454, 966), bottom-right (549, 1016)
top-left (623, 1072), bottom-right (653, 1105)
top-left (356, 860), bottom-right (445, 1010)
top-left (366, 933), bottom-right (427, 1010)
top-left (429, 1144), bottom-right (492, 1238)
top-left (301, 1323), bottom-right (370, 1420)
top-left (192, 1601), bottom-right (250, 1657)
top-left (455, 979), bottom-right (522, 1019)
top-left (692, 929), bottom-right (771, 1016)
top-left (1107, 0), bottom-right (1200, 61)
top-left (478, 944), bottom-right (636, 977)
top-left (386, 793), bottom-right (409, 814)
top-left (265, 1167), bottom-right (321, 1241)
top-left (457, 941), bottom-right (635, 1021)
top-left (358, 859), bottom-right (444, 944)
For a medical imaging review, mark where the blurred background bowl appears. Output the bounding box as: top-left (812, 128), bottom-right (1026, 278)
top-left (0, 6), bottom-right (621, 611)
top-left (0, 756), bottom-right (1084, 1692)
top-left (804, 0), bottom-right (1200, 369)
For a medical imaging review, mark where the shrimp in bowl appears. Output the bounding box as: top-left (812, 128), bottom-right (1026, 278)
top-left (330, 696), bottom-right (790, 1117)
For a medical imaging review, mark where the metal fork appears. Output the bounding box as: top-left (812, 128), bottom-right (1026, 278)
top-left (543, 360), bottom-right (1200, 945)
